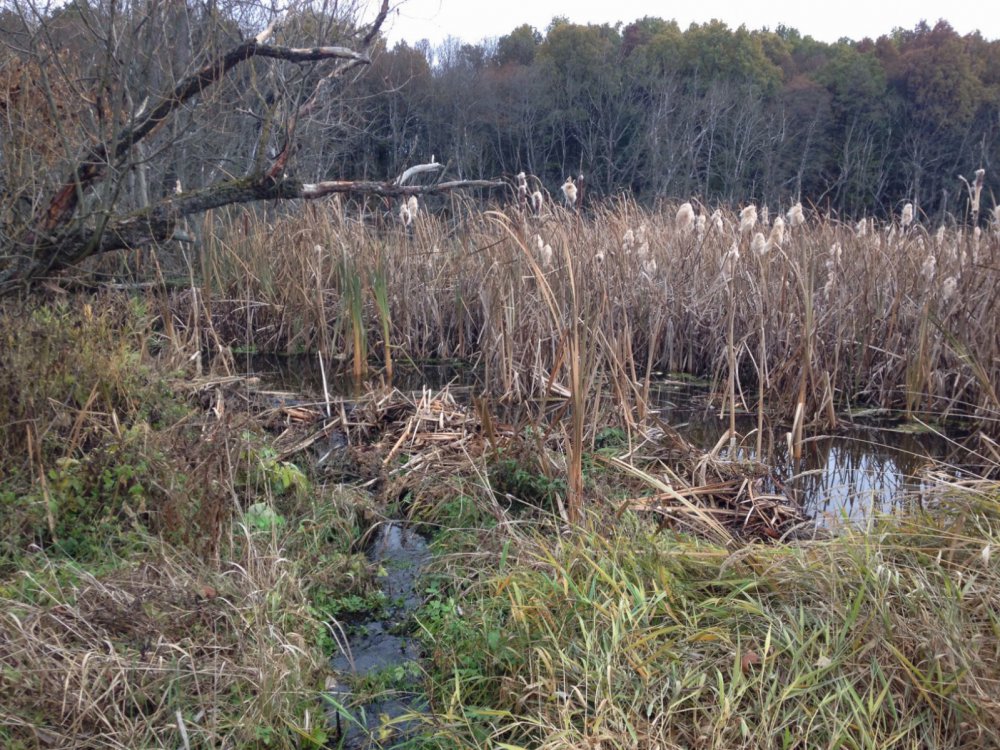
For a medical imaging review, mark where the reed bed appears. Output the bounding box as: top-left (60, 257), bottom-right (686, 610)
top-left (190, 197), bottom-right (999, 437)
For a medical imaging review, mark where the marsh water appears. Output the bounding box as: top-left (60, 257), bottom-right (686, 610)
top-left (327, 522), bottom-right (430, 748)
top-left (248, 354), bottom-right (969, 522)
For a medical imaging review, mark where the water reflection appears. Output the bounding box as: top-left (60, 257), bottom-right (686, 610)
top-left (648, 380), bottom-right (966, 520)
top-left (246, 356), bottom-right (968, 521)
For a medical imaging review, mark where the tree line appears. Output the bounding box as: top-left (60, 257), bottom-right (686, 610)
top-left (1, 1), bottom-right (997, 290)
top-left (348, 17), bottom-right (998, 220)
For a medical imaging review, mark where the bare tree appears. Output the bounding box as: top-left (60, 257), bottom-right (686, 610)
top-left (0, 0), bottom-right (500, 295)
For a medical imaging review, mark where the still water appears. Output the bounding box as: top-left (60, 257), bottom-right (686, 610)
top-left (245, 355), bottom-right (972, 522)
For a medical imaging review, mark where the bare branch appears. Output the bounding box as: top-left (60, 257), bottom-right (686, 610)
top-left (396, 160), bottom-right (444, 186)
top-left (302, 178), bottom-right (504, 199)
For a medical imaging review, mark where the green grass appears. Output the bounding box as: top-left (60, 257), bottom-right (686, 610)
top-left (415, 487), bottom-right (1000, 749)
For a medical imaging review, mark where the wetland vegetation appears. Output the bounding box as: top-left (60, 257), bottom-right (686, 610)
top-left (2, 1), bottom-right (999, 747)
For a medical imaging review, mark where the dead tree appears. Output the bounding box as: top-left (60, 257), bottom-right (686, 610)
top-left (0, 0), bottom-right (500, 295)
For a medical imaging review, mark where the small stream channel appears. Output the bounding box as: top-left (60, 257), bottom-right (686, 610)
top-left (327, 522), bottom-right (430, 749)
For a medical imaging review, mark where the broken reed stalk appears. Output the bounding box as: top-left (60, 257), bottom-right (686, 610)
top-left (726, 272), bottom-right (738, 454)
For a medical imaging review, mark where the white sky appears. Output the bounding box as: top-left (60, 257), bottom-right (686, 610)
top-left (382, 0), bottom-right (998, 47)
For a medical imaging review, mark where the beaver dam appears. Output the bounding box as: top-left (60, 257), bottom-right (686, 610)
top-left (248, 355), bottom-right (980, 527)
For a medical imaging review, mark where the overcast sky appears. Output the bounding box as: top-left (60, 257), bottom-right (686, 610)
top-left (382, 0), bottom-right (997, 47)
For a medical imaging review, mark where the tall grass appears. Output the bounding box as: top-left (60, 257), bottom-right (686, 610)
top-left (417, 482), bottom-right (1000, 749)
top-left (191, 198), bottom-right (998, 437)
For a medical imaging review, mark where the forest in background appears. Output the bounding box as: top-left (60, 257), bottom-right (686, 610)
top-left (2, 1), bottom-right (998, 242)
top-left (354, 17), bottom-right (999, 219)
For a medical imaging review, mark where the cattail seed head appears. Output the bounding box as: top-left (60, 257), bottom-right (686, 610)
top-left (768, 216), bottom-right (785, 249)
top-left (695, 213), bottom-right (707, 240)
top-left (751, 232), bottom-right (767, 256)
top-left (901, 202), bottom-right (914, 228)
top-left (531, 190), bottom-right (543, 215)
top-left (786, 202), bottom-right (805, 227)
top-left (676, 202), bottom-right (695, 233)
top-left (739, 205), bottom-right (757, 233)
top-left (622, 228), bottom-right (635, 250)
top-left (561, 177), bottom-right (577, 207)
top-left (941, 276), bottom-right (957, 301)
top-left (855, 218), bottom-right (868, 237)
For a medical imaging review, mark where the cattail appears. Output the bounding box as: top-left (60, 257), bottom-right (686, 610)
top-left (739, 205), bottom-right (757, 233)
top-left (855, 218), bottom-right (868, 237)
top-left (642, 257), bottom-right (657, 277)
top-left (935, 226), bottom-right (946, 247)
top-left (561, 176), bottom-right (577, 207)
top-left (901, 202), bottom-right (914, 228)
top-left (531, 190), bottom-right (543, 215)
top-left (174, 179), bottom-right (183, 194)
top-left (516, 171), bottom-right (527, 188)
top-left (622, 228), bottom-right (635, 250)
top-left (637, 223), bottom-right (648, 244)
top-left (676, 202), bottom-right (695, 233)
top-left (941, 276), bottom-right (957, 301)
top-left (636, 241), bottom-right (651, 262)
top-left (760, 205), bottom-right (770, 228)
top-left (407, 195), bottom-right (419, 219)
top-left (992, 205), bottom-right (1000, 230)
top-left (399, 202), bottom-right (412, 226)
top-left (721, 241), bottom-right (740, 282)
top-left (786, 202), bottom-right (805, 227)
top-left (711, 210), bottom-right (724, 235)
top-left (768, 216), bottom-right (785, 249)
top-left (695, 213), bottom-right (707, 240)
top-left (750, 232), bottom-right (767, 256)
top-left (540, 243), bottom-right (553, 269)
top-left (921, 252), bottom-right (936, 281)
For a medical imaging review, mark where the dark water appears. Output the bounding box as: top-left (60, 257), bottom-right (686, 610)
top-left (249, 355), bottom-right (971, 521)
top-left (647, 380), bottom-right (969, 522)
top-left (327, 523), bottom-right (430, 749)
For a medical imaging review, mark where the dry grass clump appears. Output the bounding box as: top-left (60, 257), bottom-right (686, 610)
top-left (188, 197), bottom-right (998, 436)
top-left (0, 537), bottom-right (325, 749)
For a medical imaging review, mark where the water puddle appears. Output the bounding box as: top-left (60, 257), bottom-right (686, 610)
top-left (327, 523), bottom-right (430, 749)
top-left (647, 380), bottom-right (969, 522)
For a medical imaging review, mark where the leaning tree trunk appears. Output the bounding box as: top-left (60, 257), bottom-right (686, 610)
top-left (0, 0), bottom-right (501, 297)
